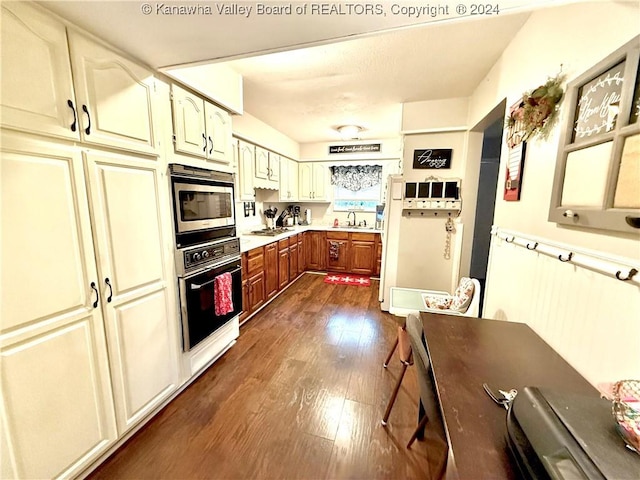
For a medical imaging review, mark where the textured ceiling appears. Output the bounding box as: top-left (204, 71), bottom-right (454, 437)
top-left (224, 13), bottom-right (530, 142)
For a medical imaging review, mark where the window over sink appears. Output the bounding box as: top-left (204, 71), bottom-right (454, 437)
top-left (331, 165), bottom-right (382, 212)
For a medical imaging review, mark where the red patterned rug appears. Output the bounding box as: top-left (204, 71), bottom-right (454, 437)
top-left (323, 273), bottom-right (371, 286)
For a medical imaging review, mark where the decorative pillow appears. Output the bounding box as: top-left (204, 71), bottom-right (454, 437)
top-left (424, 294), bottom-right (453, 310)
top-left (450, 277), bottom-right (475, 312)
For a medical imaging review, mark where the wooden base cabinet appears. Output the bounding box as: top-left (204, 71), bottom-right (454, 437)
top-left (241, 248), bottom-right (266, 323)
top-left (349, 233), bottom-right (377, 276)
top-left (306, 231), bottom-right (326, 270)
top-left (264, 243), bottom-right (279, 300)
top-left (278, 239), bottom-right (290, 290)
top-left (326, 232), bottom-right (350, 272)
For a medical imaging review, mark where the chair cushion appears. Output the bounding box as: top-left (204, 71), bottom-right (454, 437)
top-left (450, 277), bottom-right (475, 312)
top-left (423, 294), bottom-right (453, 310)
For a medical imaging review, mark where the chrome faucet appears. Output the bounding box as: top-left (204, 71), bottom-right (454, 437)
top-left (347, 211), bottom-right (356, 226)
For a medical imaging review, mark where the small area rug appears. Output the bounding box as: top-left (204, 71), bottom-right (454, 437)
top-left (323, 273), bottom-right (371, 286)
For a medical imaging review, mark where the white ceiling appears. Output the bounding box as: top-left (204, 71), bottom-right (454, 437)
top-left (40, 1), bottom-right (576, 143)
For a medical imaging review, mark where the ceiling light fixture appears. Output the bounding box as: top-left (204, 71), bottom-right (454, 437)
top-left (337, 125), bottom-right (362, 140)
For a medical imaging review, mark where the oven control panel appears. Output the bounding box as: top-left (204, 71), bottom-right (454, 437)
top-left (179, 237), bottom-right (240, 274)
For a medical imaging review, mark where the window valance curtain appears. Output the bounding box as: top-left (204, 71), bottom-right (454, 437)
top-left (330, 165), bottom-right (382, 192)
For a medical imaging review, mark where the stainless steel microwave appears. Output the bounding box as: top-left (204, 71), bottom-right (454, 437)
top-left (169, 164), bottom-right (236, 245)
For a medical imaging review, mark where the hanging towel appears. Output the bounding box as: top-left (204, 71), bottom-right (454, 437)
top-left (329, 241), bottom-right (340, 260)
top-left (214, 272), bottom-right (234, 316)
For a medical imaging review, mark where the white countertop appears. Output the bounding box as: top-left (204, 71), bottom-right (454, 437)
top-left (238, 225), bottom-right (381, 252)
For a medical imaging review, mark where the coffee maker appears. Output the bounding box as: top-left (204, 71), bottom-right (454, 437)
top-left (291, 205), bottom-right (301, 225)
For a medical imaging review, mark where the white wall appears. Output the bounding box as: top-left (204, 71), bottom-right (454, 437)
top-left (471, 2), bottom-right (640, 386)
top-left (232, 111), bottom-right (300, 160)
top-left (402, 97), bottom-right (469, 132)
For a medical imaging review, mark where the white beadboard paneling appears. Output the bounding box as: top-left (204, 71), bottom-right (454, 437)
top-left (484, 233), bottom-right (640, 387)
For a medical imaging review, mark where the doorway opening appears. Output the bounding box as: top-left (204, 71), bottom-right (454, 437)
top-left (470, 103), bottom-right (506, 316)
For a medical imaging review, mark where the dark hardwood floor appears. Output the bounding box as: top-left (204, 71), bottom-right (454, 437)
top-left (90, 273), bottom-right (443, 479)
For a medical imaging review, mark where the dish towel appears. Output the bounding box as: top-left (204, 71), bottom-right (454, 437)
top-left (329, 241), bottom-right (340, 260)
top-left (214, 272), bottom-right (234, 316)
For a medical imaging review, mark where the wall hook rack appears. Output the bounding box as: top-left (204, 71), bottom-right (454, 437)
top-left (615, 268), bottom-right (638, 281)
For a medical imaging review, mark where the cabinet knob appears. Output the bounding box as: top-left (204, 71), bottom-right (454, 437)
top-left (202, 133), bottom-right (207, 152)
top-left (82, 105), bottom-right (91, 135)
top-left (67, 100), bottom-right (77, 132)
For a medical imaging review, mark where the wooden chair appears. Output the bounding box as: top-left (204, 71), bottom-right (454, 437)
top-left (382, 278), bottom-right (481, 428)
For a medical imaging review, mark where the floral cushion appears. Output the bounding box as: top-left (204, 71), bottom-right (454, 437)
top-left (423, 278), bottom-right (475, 313)
top-left (450, 277), bottom-right (475, 312)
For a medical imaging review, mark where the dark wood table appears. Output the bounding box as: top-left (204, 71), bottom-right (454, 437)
top-left (421, 312), bottom-right (597, 479)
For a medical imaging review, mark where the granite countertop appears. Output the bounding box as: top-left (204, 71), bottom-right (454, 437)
top-left (238, 225), bottom-right (381, 252)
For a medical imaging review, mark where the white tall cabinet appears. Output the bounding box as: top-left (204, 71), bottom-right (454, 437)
top-left (279, 157), bottom-right (299, 201)
top-left (1, 3), bottom-right (180, 478)
top-left (1, 136), bottom-right (118, 480)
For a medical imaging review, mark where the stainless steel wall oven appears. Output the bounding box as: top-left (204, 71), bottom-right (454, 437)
top-left (170, 164), bottom-right (242, 351)
top-left (169, 163), bottom-right (236, 248)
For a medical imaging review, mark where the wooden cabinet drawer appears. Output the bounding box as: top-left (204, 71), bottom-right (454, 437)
top-left (350, 232), bottom-right (376, 242)
top-left (278, 239), bottom-right (289, 251)
top-left (247, 247), bottom-right (264, 276)
top-left (326, 231), bottom-right (349, 240)
top-left (289, 234), bottom-right (298, 246)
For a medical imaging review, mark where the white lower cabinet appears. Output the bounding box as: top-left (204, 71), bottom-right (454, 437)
top-left (1, 134), bottom-right (180, 478)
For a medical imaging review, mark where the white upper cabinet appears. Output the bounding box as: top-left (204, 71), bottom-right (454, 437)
top-left (0, 134), bottom-right (117, 480)
top-left (0, 2), bottom-right (79, 140)
top-left (172, 84), bottom-right (232, 164)
top-left (299, 163), bottom-right (329, 201)
top-left (172, 84), bottom-right (207, 157)
top-left (254, 146), bottom-right (279, 188)
top-left (237, 140), bottom-right (256, 201)
top-left (279, 157), bottom-right (299, 201)
top-left (68, 31), bottom-right (159, 155)
top-left (205, 102), bottom-right (232, 164)
top-left (0, 3), bottom-right (160, 155)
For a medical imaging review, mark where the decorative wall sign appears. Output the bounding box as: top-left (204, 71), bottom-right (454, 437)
top-left (328, 144), bottom-right (381, 154)
top-left (573, 61), bottom-right (625, 142)
top-left (504, 141), bottom-right (527, 201)
top-left (412, 149), bottom-right (452, 169)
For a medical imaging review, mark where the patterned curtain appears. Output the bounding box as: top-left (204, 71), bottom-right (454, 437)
top-left (330, 165), bottom-right (382, 192)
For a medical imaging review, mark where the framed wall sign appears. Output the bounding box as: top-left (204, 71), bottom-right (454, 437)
top-left (412, 149), bottom-right (452, 169)
top-left (504, 141), bottom-right (527, 201)
top-left (328, 144), bottom-right (381, 154)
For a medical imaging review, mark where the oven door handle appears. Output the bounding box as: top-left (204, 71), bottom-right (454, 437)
top-left (190, 266), bottom-right (242, 290)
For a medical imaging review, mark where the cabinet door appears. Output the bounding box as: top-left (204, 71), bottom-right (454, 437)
top-left (326, 239), bottom-right (349, 272)
top-left (1, 135), bottom-right (117, 479)
top-left (288, 159), bottom-right (299, 201)
top-left (248, 272), bottom-right (265, 311)
top-left (375, 238), bottom-right (382, 276)
top-left (255, 146), bottom-right (269, 180)
top-left (264, 243), bottom-right (279, 299)
top-left (171, 84), bottom-right (206, 157)
top-left (307, 232), bottom-right (326, 270)
top-left (269, 152), bottom-right (280, 182)
top-left (237, 140), bottom-right (255, 201)
top-left (289, 243), bottom-right (298, 280)
top-left (0, 2), bottom-right (79, 140)
top-left (279, 157), bottom-right (290, 201)
top-left (298, 238), bottom-right (305, 273)
top-left (313, 163), bottom-right (328, 200)
top-left (299, 163), bottom-right (313, 201)
top-left (350, 240), bottom-right (376, 275)
top-left (278, 248), bottom-right (290, 289)
top-left (68, 31), bottom-right (159, 155)
top-left (205, 101), bottom-right (231, 164)
top-left (239, 279), bottom-right (250, 323)
top-left (84, 151), bottom-right (179, 435)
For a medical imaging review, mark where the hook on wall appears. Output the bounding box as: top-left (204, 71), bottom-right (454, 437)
top-left (505, 236), bottom-right (515, 243)
top-left (558, 252), bottom-right (573, 262)
top-left (526, 242), bottom-right (538, 250)
top-left (615, 268), bottom-right (638, 281)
